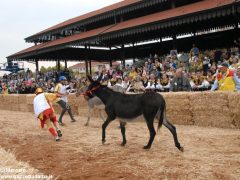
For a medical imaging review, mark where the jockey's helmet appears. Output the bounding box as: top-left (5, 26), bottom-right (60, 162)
top-left (35, 88), bottom-right (43, 95)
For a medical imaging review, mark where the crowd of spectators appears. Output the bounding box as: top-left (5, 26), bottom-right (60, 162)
top-left (0, 68), bottom-right (74, 94)
top-left (1, 45), bottom-right (240, 94)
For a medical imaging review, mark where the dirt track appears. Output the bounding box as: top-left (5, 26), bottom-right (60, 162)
top-left (0, 110), bottom-right (239, 180)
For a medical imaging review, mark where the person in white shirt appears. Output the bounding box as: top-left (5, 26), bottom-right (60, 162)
top-left (55, 76), bottom-right (77, 126)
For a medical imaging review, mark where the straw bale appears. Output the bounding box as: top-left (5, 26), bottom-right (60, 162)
top-left (0, 94), bottom-right (3, 101)
top-left (193, 115), bottom-right (233, 128)
top-left (231, 114), bottom-right (240, 128)
top-left (18, 94), bottom-right (27, 104)
top-left (27, 104), bottom-right (34, 112)
top-left (167, 114), bottom-right (193, 125)
top-left (26, 94), bottom-right (35, 105)
top-left (11, 104), bottom-right (19, 111)
top-left (18, 104), bottom-right (28, 112)
top-left (166, 109), bottom-right (192, 116)
top-left (228, 92), bottom-right (240, 114)
top-left (11, 94), bottom-right (19, 104)
top-left (192, 109), bottom-right (230, 117)
top-left (78, 108), bottom-right (89, 117)
top-left (162, 92), bottom-right (190, 100)
top-left (2, 95), bottom-right (11, 104)
top-left (189, 92), bottom-right (228, 105)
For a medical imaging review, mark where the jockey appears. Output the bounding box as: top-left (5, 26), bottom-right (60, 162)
top-left (33, 88), bottom-right (62, 141)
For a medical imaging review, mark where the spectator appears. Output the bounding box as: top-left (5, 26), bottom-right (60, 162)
top-left (211, 62), bottom-right (235, 91)
top-left (170, 68), bottom-right (191, 92)
top-left (234, 66), bottom-right (240, 91)
top-left (190, 44), bottom-right (199, 57)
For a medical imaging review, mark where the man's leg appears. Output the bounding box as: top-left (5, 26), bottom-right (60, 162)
top-left (57, 100), bottom-right (67, 125)
top-left (65, 103), bottom-right (77, 122)
top-left (46, 119), bottom-right (60, 141)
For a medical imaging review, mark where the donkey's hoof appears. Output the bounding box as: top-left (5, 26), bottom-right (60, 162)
top-left (179, 146), bottom-right (184, 152)
top-left (102, 140), bottom-right (106, 145)
top-left (121, 142), bottom-right (126, 146)
top-left (84, 123), bottom-right (89, 126)
top-left (143, 145), bottom-right (151, 149)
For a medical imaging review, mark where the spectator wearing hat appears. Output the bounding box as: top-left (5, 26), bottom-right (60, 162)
top-left (211, 62), bottom-right (235, 91)
top-left (55, 76), bottom-right (77, 126)
top-left (234, 66), bottom-right (240, 91)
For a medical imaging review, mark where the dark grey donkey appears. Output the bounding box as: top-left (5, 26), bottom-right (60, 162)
top-left (86, 75), bottom-right (184, 150)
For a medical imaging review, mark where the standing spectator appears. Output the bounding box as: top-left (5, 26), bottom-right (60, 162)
top-left (170, 68), bottom-right (191, 92)
top-left (234, 66), bottom-right (240, 91)
top-left (54, 76), bottom-right (77, 125)
top-left (211, 62), bottom-right (235, 91)
top-left (190, 44), bottom-right (199, 58)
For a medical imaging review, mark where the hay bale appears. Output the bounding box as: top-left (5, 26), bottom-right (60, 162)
top-left (228, 92), bottom-right (240, 128)
top-left (26, 94), bottom-right (35, 105)
top-left (18, 94), bottom-right (27, 104)
top-left (193, 115), bottom-right (233, 128)
top-left (78, 107), bottom-right (89, 117)
top-left (27, 104), bottom-right (34, 112)
top-left (18, 104), bottom-right (28, 112)
top-left (162, 92), bottom-right (190, 100)
top-left (167, 114), bottom-right (193, 125)
top-left (11, 104), bottom-right (19, 111)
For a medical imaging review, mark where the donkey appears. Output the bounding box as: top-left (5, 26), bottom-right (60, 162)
top-left (76, 80), bottom-right (105, 126)
top-left (86, 75), bottom-right (184, 150)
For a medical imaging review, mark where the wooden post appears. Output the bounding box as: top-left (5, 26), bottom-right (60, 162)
top-left (64, 60), bottom-right (67, 69)
top-left (35, 59), bottom-right (39, 72)
top-left (109, 46), bottom-right (112, 67)
top-left (121, 44), bottom-right (125, 67)
top-left (57, 60), bottom-right (60, 72)
top-left (85, 45), bottom-right (89, 75)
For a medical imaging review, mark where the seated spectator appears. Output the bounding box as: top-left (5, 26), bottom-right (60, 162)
top-left (122, 76), bottom-right (130, 91)
top-left (170, 68), bottom-right (191, 92)
top-left (111, 78), bottom-right (125, 93)
top-left (190, 44), bottom-right (200, 57)
top-left (229, 57), bottom-right (240, 70)
top-left (160, 74), bottom-right (170, 92)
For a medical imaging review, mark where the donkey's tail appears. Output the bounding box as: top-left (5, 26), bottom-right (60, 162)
top-left (157, 104), bottom-right (166, 132)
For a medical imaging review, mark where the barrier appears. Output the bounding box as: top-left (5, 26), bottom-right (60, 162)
top-left (0, 92), bottom-right (239, 129)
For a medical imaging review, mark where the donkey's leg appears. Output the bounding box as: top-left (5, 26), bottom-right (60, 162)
top-left (144, 118), bottom-right (156, 149)
top-left (163, 119), bottom-right (184, 152)
top-left (120, 121), bottom-right (127, 146)
top-left (102, 117), bottom-right (114, 144)
top-left (85, 106), bottom-right (92, 126)
top-left (99, 110), bottom-right (105, 122)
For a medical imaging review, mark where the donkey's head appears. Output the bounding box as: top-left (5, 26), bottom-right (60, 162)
top-left (86, 75), bottom-right (102, 96)
top-left (75, 79), bottom-right (87, 97)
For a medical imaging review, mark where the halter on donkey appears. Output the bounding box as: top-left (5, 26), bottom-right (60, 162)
top-left (86, 75), bottom-right (184, 150)
top-left (75, 79), bottom-right (105, 126)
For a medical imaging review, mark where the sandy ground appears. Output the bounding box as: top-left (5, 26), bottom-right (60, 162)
top-left (0, 110), bottom-right (239, 180)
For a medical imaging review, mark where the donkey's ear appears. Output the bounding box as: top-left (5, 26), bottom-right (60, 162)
top-left (87, 75), bottom-right (94, 82)
top-left (97, 73), bottom-right (103, 82)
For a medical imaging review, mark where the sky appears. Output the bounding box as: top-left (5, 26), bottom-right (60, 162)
top-left (0, 0), bottom-right (122, 71)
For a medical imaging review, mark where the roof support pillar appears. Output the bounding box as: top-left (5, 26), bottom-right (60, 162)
top-left (109, 47), bottom-right (112, 67)
top-left (88, 45), bottom-right (92, 75)
top-left (57, 60), bottom-right (60, 72)
top-left (121, 44), bottom-right (125, 67)
top-left (85, 44), bottom-right (89, 75)
top-left (64, 60), bottom-right (67, 69)
top-left (35, 59), bottom-right (39, 72)
top-left (172, 33), bottom-right (177, 50)
top-left (132, 43), bottom-right (136, 63)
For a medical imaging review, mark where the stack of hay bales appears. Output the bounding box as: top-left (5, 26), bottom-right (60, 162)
top-left (162, 92), bottom-right (193, 125)
top-left (190, 91), bottom-right (232, 128)
top-left (228, 92), bottom-right (240, 128)
top-left (26, 94), bottom-right (35, 113)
